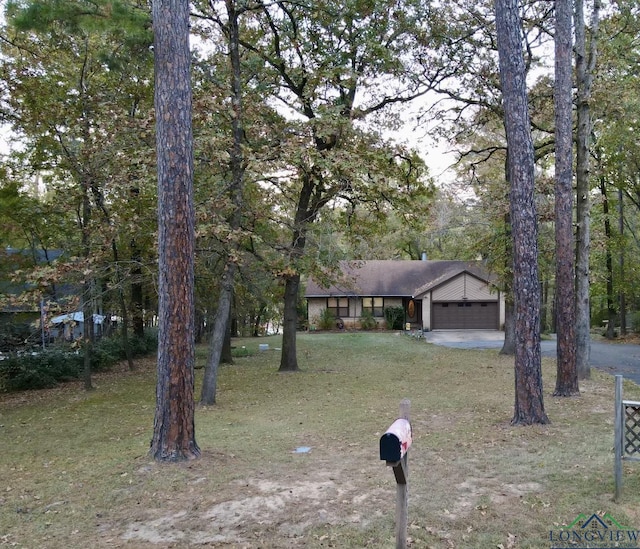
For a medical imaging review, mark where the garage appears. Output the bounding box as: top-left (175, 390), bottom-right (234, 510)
top-left (431, 301), bottom-right (498, 330)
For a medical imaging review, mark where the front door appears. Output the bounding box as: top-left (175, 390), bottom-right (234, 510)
top-left (404, 298), bottom-right (422, 326)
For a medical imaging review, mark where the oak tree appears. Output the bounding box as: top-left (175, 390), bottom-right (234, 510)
top-left (198, 0), bottom-right (246, 406)
top-left (212, 0), bottom-right (439, 371)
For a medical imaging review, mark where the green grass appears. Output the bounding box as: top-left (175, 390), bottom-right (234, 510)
top-left (1, 332), bottom-right (640, 548)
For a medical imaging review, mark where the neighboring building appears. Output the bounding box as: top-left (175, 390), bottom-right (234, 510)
top-left (0, 248), bottom-right (82, 348)
top-left (305, 259), bottom-right (505, 331)
top-left (49, 312), bottom-right (107, 341)
top-left (0, 248), bottom-right (67, 345)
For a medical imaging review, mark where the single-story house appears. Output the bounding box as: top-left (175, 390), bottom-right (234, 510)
top-left (1, 248), bottom-right (119, 349)
top-left (304, 259), bottom-right (505, 331)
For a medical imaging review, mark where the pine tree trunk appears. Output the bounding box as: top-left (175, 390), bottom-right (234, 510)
top-left (495, 0), bottom-right (549, 425)
top-left (540, 278), bottom-right (550, 333)
top-left (130, 190), bottom-right (145, 338)
top-left (150, 0), bottom-right (199, 462)
top-left (600, 177), bottom-right (616, 340)
top-left (575, 0), bottom-right (600, 379)
top-left (618, 188), bottom-right (626, 336)
top-left (80, 171), bottom-right (94, 391)
top-left (553, 0), bottom-right (578, 396)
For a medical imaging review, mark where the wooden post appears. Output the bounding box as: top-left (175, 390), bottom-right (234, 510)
top-left (614, 375), bottom-right (623, 502)
top-left (379, 399), bottom-right (412, 549)
top-left (396, 399), bottom-right (410, 549)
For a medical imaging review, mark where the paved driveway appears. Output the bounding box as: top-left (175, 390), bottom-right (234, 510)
top-left (423, 330), bottom-right (640, 385)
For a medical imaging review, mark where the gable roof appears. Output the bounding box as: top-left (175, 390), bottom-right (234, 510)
top-left (304, 260), bottom-right (495, 298)
top-left (413, 267), bottom-right (491, 296)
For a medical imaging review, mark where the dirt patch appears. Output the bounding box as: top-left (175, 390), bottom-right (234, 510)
top-left (122, 472), bottom-right (384, 546)
top-left (117, 454), bottom-right (545, 546)
top-left (447, 476), bottom-right (542, 520)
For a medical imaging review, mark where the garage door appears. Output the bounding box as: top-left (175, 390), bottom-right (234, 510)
top-left (432, 302), bottom-right (498, 330)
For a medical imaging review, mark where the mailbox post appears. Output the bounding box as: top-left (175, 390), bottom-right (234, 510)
top-left (379, 399), bottom-right (412, 549)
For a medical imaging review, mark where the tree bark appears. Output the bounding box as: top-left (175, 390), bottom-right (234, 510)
top-left (82, 281), bottom-right (94, 391)
top-left (618, 187), bottom-right (626, 336)
top-left (252, 305), bottom-right (266, 337)
top-left (150, 0), bottom-right (200, 462)
top-left (221, 318), bottom-right (233, 364)
top-left (575, 0), bottom-right (600, 379)
top-left (199, 0), bottom-right (245, 404)
top-left (278, 166), bottom-right (323, 372)
top-left (118, 292), bottom-right (135, 370)
top-left (500, 210), bottom-right (515, 356)
top-left (495, 0), bottom-right (549, 425)
top-left (599, 176), bottom-right (616, 339)
top-left (80, 173), bottom-right (94, 391)
top-left (280, 273), bottom-right (301, 371)
top-left (553, 0), bottom-right (578, 397)
top-left (200, 265), bottom-right (236, 405)
top-left (113, 241), bottom-right (135, 370)
top-left (540, 278), bottom-right (550, 333)
top-left (500, 295), bottom-right (516, 355)
top-left (130, 242), bottom-right (145, 338)
top-left (129, 186), bottom-right (145, 338)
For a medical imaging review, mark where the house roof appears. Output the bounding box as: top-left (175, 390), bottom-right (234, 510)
top-left (304, 260), bottom-right (495, 298)
top-left (50, 312), bottom-right (106, 325)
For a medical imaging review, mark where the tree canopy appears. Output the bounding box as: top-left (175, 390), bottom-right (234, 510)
top-left (3, 0), bottom-right (640, 433)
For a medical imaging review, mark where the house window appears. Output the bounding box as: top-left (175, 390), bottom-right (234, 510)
top-left (362, 297), bottom-right (384, 317)
top-left (327, 297), bottom-right (349, 317)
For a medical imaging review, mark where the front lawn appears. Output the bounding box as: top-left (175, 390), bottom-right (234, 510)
top-left (1, 332), bottom-right (639, 548)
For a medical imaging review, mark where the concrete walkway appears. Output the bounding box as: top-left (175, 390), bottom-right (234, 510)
top-left (423, 330), bottom-right (640, 385)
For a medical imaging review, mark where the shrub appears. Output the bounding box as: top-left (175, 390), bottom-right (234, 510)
top-left (91, 331), bottom-right (157, 370)
top-left (384, 306), bottom-right (405, 330)
top-left (318, 308), bottom-right (336, 330)
top-left (232, 346), bottom-right (252, 358)
top-left (92, 338), bottom-right (124, 371)
top-left (134, 330), bottom-right (158, 355)
top-left (0, 349), bottom-right (83, 392)
top-left (0, 322), bottom-right (35, 353)
top-left (359, 309), bottom-right (377, 330)
top-left (0, 330), bottom-right (158, 393)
